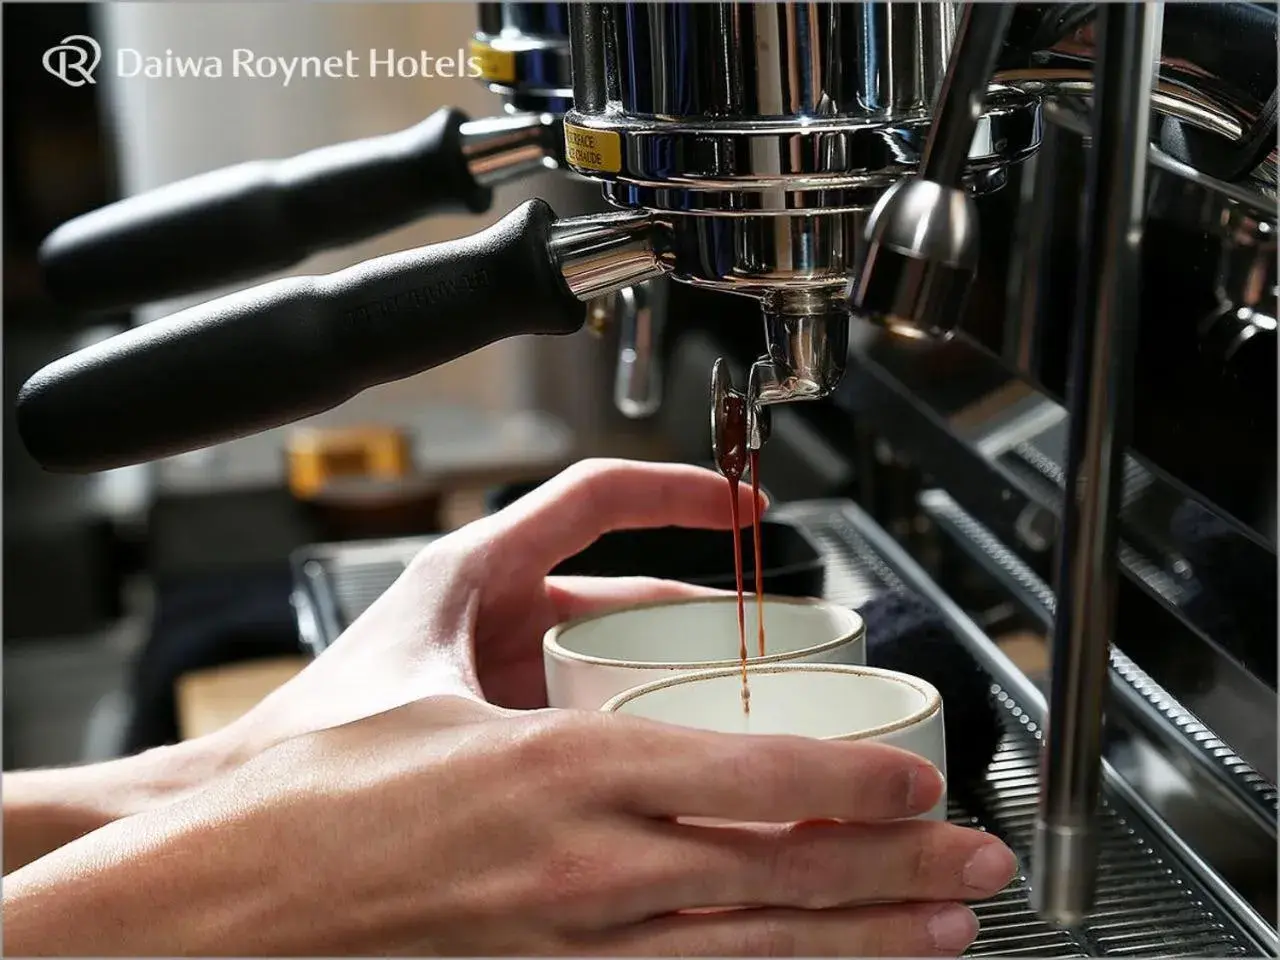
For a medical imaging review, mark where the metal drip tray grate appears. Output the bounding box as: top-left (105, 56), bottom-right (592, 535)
top-left (291, 504), bottom-right (1270, 957)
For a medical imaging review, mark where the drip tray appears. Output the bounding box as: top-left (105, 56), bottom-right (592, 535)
top-left (290, 501), bottom-right (1271, 957)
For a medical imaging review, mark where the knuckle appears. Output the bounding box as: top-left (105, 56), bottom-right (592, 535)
top-left (742, 916), bottom-right (799, 957)
top-left (537, 842), bottom-right (615, 903)
top-left (557, 458), bottom-right (618, 496)
top-left (862, 917), bottom-right (911, 957)
top-left (897, 822), bottom-right (978, 890)
top-left (509, 712), bottom-right (606, 790)
top-left (768, 829), bottom-right (840, 909)
top-left (904, 826), bottom-right (943, 887)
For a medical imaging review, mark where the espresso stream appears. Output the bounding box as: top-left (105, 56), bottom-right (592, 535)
top-left (750, 449), bottom-right (765, 659)
top-left (716, 393), bottom-right (767, 715)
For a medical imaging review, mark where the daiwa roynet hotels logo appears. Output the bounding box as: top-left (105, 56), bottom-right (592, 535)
top-left (43, 34), bottom-right (484, 87)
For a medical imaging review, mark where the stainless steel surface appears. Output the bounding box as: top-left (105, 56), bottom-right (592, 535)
top-left (839, 327), bottom-right (1278, 788)
top-left (291, 498), bottom-right (1275, 955)
top-left (563, 107), bottom-right (1033, 212)
top-left (1032, 3), bottom-right (1163, 925)
top-left (611, 278), bottom-right (666, 419)
top-left (548, 211), bottom-right (671, 299)
top-left (994, 3), bottom-right (1278, 179)
top-left (919, 4), bottom-right (1015, 187)
top-left (851, 4), bottom-right (1011, 338)
top-left (996, 69), bottom-right (1256, 151)
top-left (564, 2), bottom-right (1040, 297)
top-left (921, 488), bottom-right (1278, 831)
top-left (919, 488), bottom-right (1277, 923)
top-left (460, 112), bottom-right (562, 186)
top-left (791, 498), bottom-right (1277, 955)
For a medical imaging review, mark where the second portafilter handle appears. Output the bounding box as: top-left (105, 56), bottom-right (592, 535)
top-left (39, 110), bottom-right (562, 314)
top-left (850, 2), bottom-right (1014, 338)
top-left (17, 201), bottom-right (669, 474)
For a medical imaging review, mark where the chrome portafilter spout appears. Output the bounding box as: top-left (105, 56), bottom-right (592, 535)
top-left (850, 3), bottom-right (1015, 338)
top-left (710, 297), bottom-right (848, 472)
top-left (753, 299), bottom-right (852, 408)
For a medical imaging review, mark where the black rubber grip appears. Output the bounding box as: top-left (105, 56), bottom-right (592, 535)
top-left (39, 107), bottom-right (493, 313)
top-left (18, 200), bottom-right (582, 473)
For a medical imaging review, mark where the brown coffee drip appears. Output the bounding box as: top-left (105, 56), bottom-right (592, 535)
top-left (749, 448), bottom-right (765, 659)
top-left (715, 391), bottom-right (750, 715)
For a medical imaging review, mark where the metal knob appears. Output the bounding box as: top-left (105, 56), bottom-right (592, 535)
top-left (613, 278), bottom-right (667, 419)
top-left (850, 179), bottom-right (981, 339)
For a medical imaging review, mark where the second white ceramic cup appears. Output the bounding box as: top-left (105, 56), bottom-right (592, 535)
top-left (603, 662), bottom-right (948, 820)
top-left (543, 596), bottom-right (865, 710)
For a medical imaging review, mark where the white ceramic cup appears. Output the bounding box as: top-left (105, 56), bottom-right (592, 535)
top-left (543, 596), bottom-right (865, 711)
top-left (603, 663), bottom-right (948, 820)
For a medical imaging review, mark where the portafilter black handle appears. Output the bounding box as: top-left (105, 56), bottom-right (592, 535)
top-left (18, 200), bottom-right (582, 473)
top-left (39, 107), bottom-right (492, 313)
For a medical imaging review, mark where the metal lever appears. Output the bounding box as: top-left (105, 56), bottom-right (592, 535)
top-left (613, 278), bottom-right (668, 419)
top-left (850, 2), bottom-right (1014, 338)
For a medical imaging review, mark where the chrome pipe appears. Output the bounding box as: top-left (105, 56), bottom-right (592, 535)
top-left (461, 112), bottom-right (562, 186)
top-left (548, 211), bottom-right (669, 300)
top-left (1030, 0), bottom-right (1164, 927)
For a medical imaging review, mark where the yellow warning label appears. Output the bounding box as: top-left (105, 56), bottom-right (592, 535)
top-left (563, 123), bottom-right (623, 174)
top-left (470, 39), bottom-right (516, 84)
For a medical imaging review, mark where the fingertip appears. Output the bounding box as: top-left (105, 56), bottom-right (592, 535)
top-left (963, 838), bottom-right (1019, 894)
top-left (907, 760), bottom-right (947, 814)
top-left (927, 903), bottom-right (980, 954)
top-left (848, 740), bottom-right (945, 817)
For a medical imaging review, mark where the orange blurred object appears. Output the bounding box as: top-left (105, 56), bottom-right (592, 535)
top-left (286, 425), bottom-right (413, 501)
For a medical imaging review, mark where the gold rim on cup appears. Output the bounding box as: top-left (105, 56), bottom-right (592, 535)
top-left (544, 595), bottom-right (865, 672)
top-left (602, 662), bottom-right (942, 740)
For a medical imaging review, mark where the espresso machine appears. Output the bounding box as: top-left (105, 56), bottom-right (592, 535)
top-left (15, 2), bottom-right (1278, 955)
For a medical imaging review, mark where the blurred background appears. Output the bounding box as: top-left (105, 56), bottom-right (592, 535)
top-left (3, 2), bottom-right (678, 769)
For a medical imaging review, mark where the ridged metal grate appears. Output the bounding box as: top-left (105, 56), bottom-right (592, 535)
top-left (294, 507), bottom-right (1266, 957)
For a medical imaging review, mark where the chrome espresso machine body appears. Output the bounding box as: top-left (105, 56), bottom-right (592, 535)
top-left (15, 2), bottom-right (1279, 955)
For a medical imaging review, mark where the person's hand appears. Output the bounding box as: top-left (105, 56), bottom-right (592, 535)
top-left (216, 458), bottom-right (761, 765)
top-left (3, 459), bottom-right (756, 873)
top-left (5, 698), bottom-right (1017, 956)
